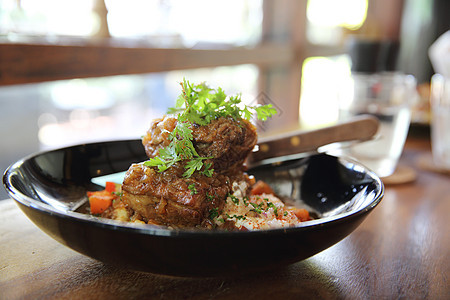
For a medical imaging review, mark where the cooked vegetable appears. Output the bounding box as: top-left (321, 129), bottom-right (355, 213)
top-left (250, 180), bottom-right (275, 196)
top-left (87, 181), bottom-right (118, 214)
top-left (105, 181), bottom-right (116, 193)
top-left (291, 208), bottom-right (310, 222)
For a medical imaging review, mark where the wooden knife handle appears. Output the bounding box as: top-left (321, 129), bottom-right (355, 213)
top-left (250, 115), bottom-right (379, 162)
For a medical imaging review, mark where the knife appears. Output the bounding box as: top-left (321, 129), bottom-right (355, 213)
top-left (248, 114), bottom-right (379, 167)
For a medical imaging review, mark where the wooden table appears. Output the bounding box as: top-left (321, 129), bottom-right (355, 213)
top-left (1, 137), bottom-right (449, 299)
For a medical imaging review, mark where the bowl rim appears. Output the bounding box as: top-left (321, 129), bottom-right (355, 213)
top-left (3, 139), bottom-right (384, 238)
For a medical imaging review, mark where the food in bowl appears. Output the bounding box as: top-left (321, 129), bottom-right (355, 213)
top-left (87, 79), bottom-right (310, 230)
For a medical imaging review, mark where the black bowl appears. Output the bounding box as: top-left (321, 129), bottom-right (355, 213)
top-left (3, 139), bottom-right (383, 277)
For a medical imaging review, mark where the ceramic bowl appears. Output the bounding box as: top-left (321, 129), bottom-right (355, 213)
top-left (3, 139), bottom-right (383, 277)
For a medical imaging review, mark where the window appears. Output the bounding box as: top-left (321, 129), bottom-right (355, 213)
top-left (299, 0), bottom-right (369, 128)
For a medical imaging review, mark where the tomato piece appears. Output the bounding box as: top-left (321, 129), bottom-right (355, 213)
top-left (250, 180), bottom-right (275, 195)
top-left (293, 208), bottom-right (310, 222)
top-left (105, 181), bottom-right (116, 193)
top-left (88, 190), bottom-right (114, 214)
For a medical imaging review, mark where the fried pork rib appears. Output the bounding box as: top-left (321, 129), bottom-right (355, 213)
top-left (122, 116), bottom-right (258, 228)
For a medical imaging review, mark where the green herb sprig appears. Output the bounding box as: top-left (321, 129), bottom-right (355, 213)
top-left (144, 78), bottom-right (277, 177)
top-left (188, 184), bottom-right (198, 195)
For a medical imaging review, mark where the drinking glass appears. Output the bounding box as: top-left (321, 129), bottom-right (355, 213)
top-left (337, 72), bottom-right (417, 177)
top-left (430, 74), bottom-right (450, 170)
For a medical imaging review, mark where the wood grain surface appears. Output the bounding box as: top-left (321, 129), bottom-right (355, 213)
top-left (1, 138), bottom-right (449, 300)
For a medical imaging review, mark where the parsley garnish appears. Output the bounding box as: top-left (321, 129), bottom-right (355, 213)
top-left (144, 78), bottom-right (277, 177)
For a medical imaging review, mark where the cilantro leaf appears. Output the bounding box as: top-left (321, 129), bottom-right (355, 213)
top-left (201, 163), bottom-right (214, 177)
top-left (183, 158), bottom-right (204, 178)
top-left (255, 104), bottom-right (278, 121)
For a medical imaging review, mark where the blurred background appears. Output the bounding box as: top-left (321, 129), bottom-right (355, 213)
top-left (0, 0), bottom-right (449, 199)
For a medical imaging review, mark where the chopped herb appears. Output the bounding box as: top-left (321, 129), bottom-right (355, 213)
top-left (144, 78), bottom-right (277, 177)
top-left (188, 184), bottom-right (198, 195)
top-left (209, 207), bottom-right (219, 219)
top-left (250, 202), bottom-right (263, 214)
top-left (284, 211), bottom-right (288, 216)
top-left (206, 192), bottom-right (214, 201)
top-left (267, 202), bottom-right (278, 216)
top-left (229, 194), bottom-right (240, 205)
top-left (226, 213), bottom-right (246, 221)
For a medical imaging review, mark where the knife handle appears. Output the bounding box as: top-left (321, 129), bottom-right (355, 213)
top-left (250, 114), bottom-right (379, 162)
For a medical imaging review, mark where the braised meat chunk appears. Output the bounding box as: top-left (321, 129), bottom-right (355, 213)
top-left (192, 116), bottom-right (257, 173)
top-left (142, 116), bottom-right (176, 159)
top-left (121, 161), bottom-right (251, 227)
top-left (142, 116), bottom-right (257, 173)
